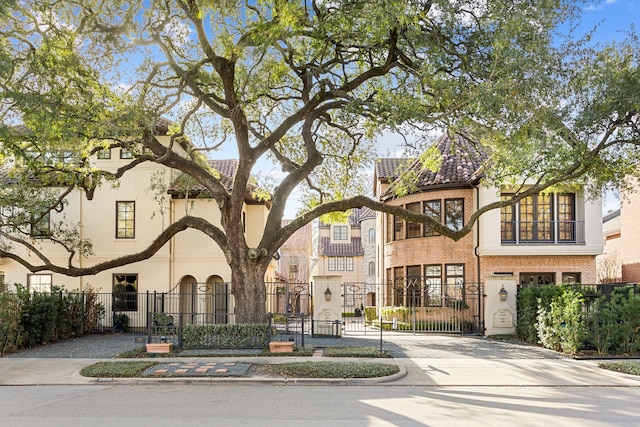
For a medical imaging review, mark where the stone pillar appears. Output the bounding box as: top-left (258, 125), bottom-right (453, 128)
top-left (312, 275), bottom-right (342, 337)
top-left (485, 275), bottom-right (517, 336)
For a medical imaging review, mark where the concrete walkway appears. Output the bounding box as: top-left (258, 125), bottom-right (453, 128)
top-left (1, 333), bottom-right (639, 387)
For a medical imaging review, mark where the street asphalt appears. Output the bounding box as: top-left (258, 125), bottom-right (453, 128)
top-left (1, 332), bottom-right (639, 387)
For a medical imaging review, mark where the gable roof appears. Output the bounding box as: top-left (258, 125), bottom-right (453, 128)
top-left (376, 134), bottom-right (486, 199)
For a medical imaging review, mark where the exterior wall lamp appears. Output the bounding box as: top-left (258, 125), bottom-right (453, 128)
top-left (499, 286), bottom-right (508, 302)
top-left (324, 286), bottom-right (332, 301)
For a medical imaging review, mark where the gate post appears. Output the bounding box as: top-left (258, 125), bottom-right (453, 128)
top-left (485, 275), bottom-right (517, 336)
top-left (311, 275), bottom-right (342, 337)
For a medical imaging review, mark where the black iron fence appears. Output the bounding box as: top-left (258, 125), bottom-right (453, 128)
top-left (341, 280), bottom-right (485, 335)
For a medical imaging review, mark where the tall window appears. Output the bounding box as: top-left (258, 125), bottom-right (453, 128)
top-left (406, 202), bottom-right (421, 238)
top-left (28, 274), bottom-right (52, 293)
top-left (394, 214), bottom-right (404, 240)
top-left (502, 193), bottom-right (578, 243)
top-left (423, 200), bottom-right (441, 236)
top-left (113, 274), bottom-right (138, 311)
top-left (520, 194), bottom-right (553, 241)
top-left (333, 225), bottom-right (348, 240)
top-left (557, 193), bottom-right (576, 241)
top-left (368, 262), bottom-right (375, 277)
top-left (328, 257), bottom-right (336, 271)
top-left (345, 257), bottom-right (354, 271)
top-left (368, 228), bottom-right (375, 243)
top-left (116, 201), bottom-right (135, 238)
top-left (30, 212), bottom-right (50, 237)
top-left (500, 194), bottom-right (515, 241)
top-left (425, 265), bottom-right (442, 306)
top-left (336, 256), bottom-right (345, 271)
top-left (406, 265), bottom-right (422, 307)
top-left (393, 266), bottom-right (404, 305)
top-left (445, 199), bottom-right (464, 230)
top-left (289, 256), bottom-right (299, 274)
top-left (386, 214), bottom-right (393, 243)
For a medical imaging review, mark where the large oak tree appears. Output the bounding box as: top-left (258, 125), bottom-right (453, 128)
top-left (1, 0), bottom-right (638, 319)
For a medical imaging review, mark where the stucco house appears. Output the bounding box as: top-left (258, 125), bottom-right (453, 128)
top-left (374, 133), bottom-right (604, 332)
top-left (0, 123), bottom-right (274, 327)
top-left (316, 207), bottom-right (377, 310)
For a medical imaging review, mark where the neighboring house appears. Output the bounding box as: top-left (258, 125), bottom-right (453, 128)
top-left (317, 208), bottom-right (376, 309)
top-left (599, 183), bottom-right (640, 282)
top-left (374, 134), bottom-right (603, 319)
top-left (0, 124), bottom-right (274, 325)
top-left (598, 209), bottom-right (622, 283)
top-left (274, 220), bottom-right (314, 314)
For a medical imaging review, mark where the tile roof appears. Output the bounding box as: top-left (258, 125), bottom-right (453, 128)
top-left (377, 134), bottom-right (486, 197)
top-left (319, 236), bottom-right (363, 256)
top-left (168, 159), bottom-right (238, 194)
top-left (209, 159), bottom-right (237, 191)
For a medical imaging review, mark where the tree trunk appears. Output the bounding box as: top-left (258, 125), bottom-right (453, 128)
top-left (230, 259), bottom-right (268, 324)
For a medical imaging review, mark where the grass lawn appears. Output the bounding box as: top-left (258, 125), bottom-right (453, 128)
top-left (598, 361), bottom-right (640, 376)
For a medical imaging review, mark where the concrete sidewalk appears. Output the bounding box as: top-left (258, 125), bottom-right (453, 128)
top-left (1, 356), bottom-right (639, 387)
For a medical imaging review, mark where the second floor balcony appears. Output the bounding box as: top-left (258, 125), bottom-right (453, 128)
top-left (501, 220), bottom-right (585, 244)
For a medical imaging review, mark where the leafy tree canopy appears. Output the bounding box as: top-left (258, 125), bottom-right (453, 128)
top-left (0, 0), bottom-right (638, 315)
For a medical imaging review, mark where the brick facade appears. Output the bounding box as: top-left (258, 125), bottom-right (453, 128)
top-left (481, 255), bottom-right (597, 285)
top-left (382, 188), bottom-right (478, 283)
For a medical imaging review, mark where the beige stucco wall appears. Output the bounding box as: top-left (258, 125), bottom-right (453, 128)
top-left (0, 140), bottom-right (270, 293)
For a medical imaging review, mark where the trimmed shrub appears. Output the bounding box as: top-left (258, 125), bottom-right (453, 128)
top-left (0, 284), bottom-right (104, 355)
top-left (0, 291), bottom-right (24, 355)
top-left (535, 287), bottom-right (586, 354)
top-left (182, 323), bottom-right (273, 349)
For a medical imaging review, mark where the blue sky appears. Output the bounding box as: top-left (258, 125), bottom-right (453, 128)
top-left (577, 1), bottom-right (638, 213)
top-left (568, 0), bottom-right (638, 44)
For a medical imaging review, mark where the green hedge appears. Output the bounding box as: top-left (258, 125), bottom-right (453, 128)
top-left (517, 284), bottom-right (640, 355)
top-left (181, 323), bottom-right (273, 349)
top-left (588, 288), bottom-right (640, 355)
top-left (0, 285), bottom-right (104, 355)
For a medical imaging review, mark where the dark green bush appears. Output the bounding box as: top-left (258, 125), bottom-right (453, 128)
top-left (535, 286), bottom-right (586, 354)
top-left (516, 285), bottom-right (564, 344)
top-left (0, 291), bottom-right (24, 355)
top-left (518, 284), bottom-right (640, 355)
top-left (181, 323), bottom-right (272, 349)
top-left (0, 285), bottom-right (104, 355)
top-left (589, 289), bottom-right (640, 354)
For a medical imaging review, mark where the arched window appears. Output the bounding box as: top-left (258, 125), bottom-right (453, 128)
top-left (368, 261), bottom-right (375, 277)
top-left (369, 228), bottom-right (375, 243)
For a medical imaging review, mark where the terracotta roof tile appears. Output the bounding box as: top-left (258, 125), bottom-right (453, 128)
top-left (378, 134), bottom-right (486, 197)
top-left (320, 236), bottom-right (363, 256)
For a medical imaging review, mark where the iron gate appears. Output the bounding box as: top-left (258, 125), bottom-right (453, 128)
top-left (342, 279), bottom-right (484, 335)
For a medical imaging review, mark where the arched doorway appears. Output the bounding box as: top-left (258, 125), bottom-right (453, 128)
top-left (205, 275), bottom-right (228, 324)
top-left (179, 275), bottom-right (197, 325)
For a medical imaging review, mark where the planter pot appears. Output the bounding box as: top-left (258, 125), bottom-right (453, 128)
top-left (269, 341), bottom-right (294, 353)
top-left (146, 343), bottom-right (173, 354)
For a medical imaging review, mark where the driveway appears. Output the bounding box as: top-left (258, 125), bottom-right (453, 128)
top-left (2, 331), bottom-right (565, 359)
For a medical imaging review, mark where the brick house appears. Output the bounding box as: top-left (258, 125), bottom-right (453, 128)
top-left (374, 134), bottom-right (603, 324)
top-left (599, 179), bottom-right (640, 282)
